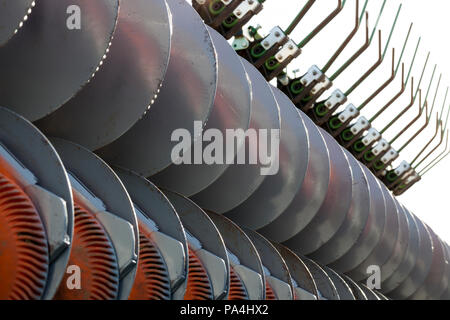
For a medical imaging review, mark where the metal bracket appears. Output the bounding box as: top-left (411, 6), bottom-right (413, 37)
top-left (350, 116), bottom-right (371, 135)
top-left (311, 76), bottom-right (332, 96)
top-left (232, 36), bottom-right (250, 50)
top-left (381, 148), bottom-right (399, 164)
top-left (394, 160), bottom-right (411, 176)
top-left (300, 65), bottom-right (324, 87)
top-left (234, 0), bottom-right (263, 21)
top-left (338, 104), bottom-right (359, 123)
top-left (372, 139), bottom-right (390, 156)
top-left (362, 128), bottom-right (381, 146)
top-left (275, 39), bottom-right (301, 63)
top-left (325, 89), bottom-right (346, 110)
top-left (260, 26), bottom-right (286, 50)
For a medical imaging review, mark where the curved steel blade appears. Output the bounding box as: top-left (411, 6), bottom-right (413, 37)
top-left (150, 26), bottom-right (251, 196)
top-left (410, 229), bottom-right (448, 299)
top-left (97, 0), bottom-right (217, 176)
top-left (35, 0), bottom-right (172, 150)
top-left (389, 217), bottom-right (433, 299)
top-left (259, 109), bottom-right (330, 242)
top-left (190, 58), bottom-right (280, 213)
top-left (307, 150), bottom-right (370, 266)
top-left (327, 166), bottom-right (387, 273)
top-left (224, 85), bottom-right (309, 230)
top-left (282, 129), bottom-right (353, 255)
top-left (0, 0), bottom-right (119, 121)
top-left (381, 208), bottom-right (420, 294)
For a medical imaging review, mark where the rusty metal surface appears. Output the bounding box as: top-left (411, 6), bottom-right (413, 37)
top-left (0, 0), bottom-right (119, 121)
top-left (0, 107), bottom-right (74, 300)
top-left (50, 138), bottom-right (138, 300)
top-left (35, 0), bottom-right (172, 150)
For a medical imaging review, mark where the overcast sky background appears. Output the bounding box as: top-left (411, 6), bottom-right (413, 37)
top-left (189, 0), bottom-right (450, 243)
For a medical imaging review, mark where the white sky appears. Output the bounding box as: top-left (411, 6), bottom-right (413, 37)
top-left (190, 1), bottom-right (450, 243)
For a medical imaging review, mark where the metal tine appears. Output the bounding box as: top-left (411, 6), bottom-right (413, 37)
top-left (285, 0), bottom-right (317, 35)
top-left (322, 0), bottom-right (367, 73)
top-left (396, 101), bottom-right (430, 153)
top-left (368, 63), bottom-right (405, 122)
top-left (406, 112), bottom-right (441, 157)
top-left (379, 49), bottom-right (428, 133)
top-left (413, 97), bottom-right (450, 168)
top-left (329, 0), bottom-right (387, 82)
top-left (380, 77), bottom-right (414, 134)
top-left (344, 30), bottom-right (383, 96)
top-left (344, 4), bottom-right (402, 96)
top-left (390, 63), bottom-right (437, 145)
top-left (389, 89), bottom-right (422, 146)
top-left (419, 130), bottom-right (450, 176)
top-left (358, 48), bottom-right (396, 111)
top-left (359, 35), bottom-right (420, 112)
top-left (397, 73), bottom-right (441, 154)
top-left (298, 0), bottom-right (345, 48)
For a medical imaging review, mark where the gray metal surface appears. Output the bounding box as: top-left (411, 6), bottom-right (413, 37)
top-left (388, 217), bottom-right (433, 299)
top-left (282, 129), bottom-right (353, 255)
top-left (409, 229), bottom-right (448, 299)
top-left (150, 26), bottom-right (251, 196)
top-left (307, 149), bottom-right (370, 265)
top-left (381, 208), bottom-right (420, 294)
top-left (342, 275), bottom-right (368, 300)
top-left (302, 257), bottom-right (340, 300)
top-left (322, 266), bottom-right (355, 300)
top-left (35, 0), bottom-right (172, 151)
top-left (0, 0), bottom-right (35, 46)
top-left (97, 0), bottom-right (217, 176)
top-left (273, 244), bottom-right (319, 298)
top-left (224, 85), bottom-right (308, 230)
top-left (50, 138), bottom-right (139, 300)
top-left (0, 107), bottom-right (74, 300)
top-left (348, 187), bottom-right (400, 281)
top-left (0, 0), bottom-right (119, 121)
top-left (191, 58), bottom-right (280, 213)
top-left (379, 200), bottom-right (409, 282)
top-left (259, 109), bottom-right (330, 242)
top-left (327, 166), bottom-right (386, 274)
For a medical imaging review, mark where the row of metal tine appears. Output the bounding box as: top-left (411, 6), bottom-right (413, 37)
top-left (193, 0), bottom-right (450, 195)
